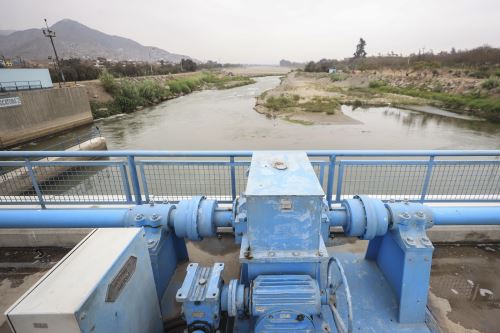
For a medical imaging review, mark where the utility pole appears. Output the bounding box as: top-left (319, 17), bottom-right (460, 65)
top-left (42, 18), bottom-right (65, 85)
top-left (149, 47), bottom-right (153, 75)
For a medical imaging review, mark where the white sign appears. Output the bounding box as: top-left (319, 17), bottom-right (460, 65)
top-left (0, 96), bottom-right (22, 108)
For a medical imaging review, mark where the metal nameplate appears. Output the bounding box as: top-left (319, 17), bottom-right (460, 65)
top-left (106, 256), bottom-right (137, 302)
top-left (280, 198), bottom-right (293, 211)
top-left (0, 96), bottom-right (21, 108)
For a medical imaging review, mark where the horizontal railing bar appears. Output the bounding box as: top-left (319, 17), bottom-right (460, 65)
top-left (339, 160), bottom-right (428, 165)
top-left (0, 150), bottom-right (499, 158)
top-left (338, 160), bottom-right (500, 166)
top-left (29, 160), bottom-right (127, 167)
top-left (0, 161), bottom-right (26, 167)
top-left (137, 160), bottom-right (250, 166)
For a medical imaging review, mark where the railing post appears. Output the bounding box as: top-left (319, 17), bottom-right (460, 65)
top-left (127, 156), bottom-right (142, 205)
top-left (420, 156), bottom-right (435, 202)
top-left (138, 163), bottom-right (150, 203)
top-left (25, 158), bottom-right (45, 209)
top-left (230, 156), bottom-right (236, 200)
top-left (336, 163), bottom-right (345, 203)
top-left (119, 164), bottom-right (133, 203)
top-left (326, 155), bottom-right (336, 206)
top-left (319, 163), bottom-right (325, 188)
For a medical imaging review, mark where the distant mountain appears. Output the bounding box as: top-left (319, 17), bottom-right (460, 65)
top-left (0, 30), bottom-right (16, 36)
top-left (0, 19), bottom-right (190, 63)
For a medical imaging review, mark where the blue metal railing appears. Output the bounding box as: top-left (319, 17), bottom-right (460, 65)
top-left (0, 80), bottom-right (43, 92)
top-left (0, 150), bottom-right (499, 208)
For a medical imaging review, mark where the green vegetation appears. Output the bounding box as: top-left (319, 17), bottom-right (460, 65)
top-left (481, 77), bottom-right (500, 90)
top-left (264, 94), bottom-right (300, 111)
top-left (262, 94), bottom-right (339, 115)
top-left (330, 73), bottom-right (347, 82)
top-left (283, 116), bottom-right (314, 126)
top-left (92, 71), bottom-right (255, 119)
top-left (99, 70), bottom-right (117, 94)
top-left (368, 80), bottom-right (387, 88)
top-left (304, 46), bottom-right (500, 73)
top-left (367, 81), bottom-right (500, 121)
top-left (300, 97), bottom-right (340, 115)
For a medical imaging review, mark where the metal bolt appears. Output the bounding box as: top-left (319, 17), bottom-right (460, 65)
top-left (79, 312), bottom-right (87, 320)
top-left (198, 278), bottom-right (207, 285)
top-left (406, 236), bottom-right (415, 243)
top-left (416, 211), bottom-right (425, 219)
top-left (292, 251), bottom-right (300, 256)
top-left (135, 214), bottom-right (145, 221)
top-left (399, 212), bottom-right (410, 219)
top-left (268, 251), bottom-right (275, 257)
top-left (421, 237), bottom-right (431, 244)
top-left (147, 239), bottom-right (155, 245)
top-left (151, 214), bottom-right (160, 221)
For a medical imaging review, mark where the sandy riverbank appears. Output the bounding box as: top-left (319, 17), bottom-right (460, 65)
top-left (254, 71), bottom-right (427, 125)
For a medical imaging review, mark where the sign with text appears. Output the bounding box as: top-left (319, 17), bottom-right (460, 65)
top-left (0, 96), bottom-right (22, 108)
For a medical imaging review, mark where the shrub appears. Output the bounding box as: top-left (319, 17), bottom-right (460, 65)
top-left (138, 80), bottom-right (168, 102)
top-left (168, 81), bottom-right (183, 94)
top-left (264, 95), bottom-right (298, 111)
top-left (368, 80), bottom-right (387, 88)
top-left (114, 81), bottom-right (143, 112)
top-left (301, 97), bottom-right (340, 114)
top-left (481, 77), bottom-right (499, 90)
top-left (99, 70), bottom-right (117, 94)
top-left (330, 73), bottom-right (347, 82)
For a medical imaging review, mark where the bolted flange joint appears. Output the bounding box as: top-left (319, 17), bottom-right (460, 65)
top-left (173, 196), bottom-right (218, 240)
top-left (341, 195), bottom-right (389, 240)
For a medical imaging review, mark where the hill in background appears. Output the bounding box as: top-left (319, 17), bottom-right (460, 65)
top-left (0, 19), bottom-right (190, 63)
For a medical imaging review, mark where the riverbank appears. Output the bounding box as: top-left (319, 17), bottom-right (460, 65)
top-left (86, 71), bottom-right (255, 119)
top-left (255, 70), bottom-right (500, 124)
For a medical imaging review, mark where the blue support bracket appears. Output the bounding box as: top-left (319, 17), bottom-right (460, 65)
top-left (366, 201), bottom-right (434, 323)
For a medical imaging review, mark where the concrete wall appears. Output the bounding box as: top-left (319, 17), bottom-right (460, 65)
top-left (0, 87), bottom-right (93, 148)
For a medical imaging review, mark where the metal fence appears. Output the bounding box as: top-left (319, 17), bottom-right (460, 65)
top-left (0, 80), bottom-right (43, 92)
top-left (0, 150), bottom-right (499, 208)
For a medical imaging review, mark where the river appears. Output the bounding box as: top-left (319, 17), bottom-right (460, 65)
top-left (13, 76), bottom-right (500, 151)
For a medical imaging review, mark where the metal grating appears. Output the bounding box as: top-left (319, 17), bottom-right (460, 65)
top-left (0, 151), bottom-right (499, 207)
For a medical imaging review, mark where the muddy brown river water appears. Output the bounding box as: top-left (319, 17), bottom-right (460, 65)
top-left (17, 75), bottom-right (500, 151)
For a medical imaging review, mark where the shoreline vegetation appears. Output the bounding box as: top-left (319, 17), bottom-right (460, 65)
top-left (89, 71), bottom-right (255, 119)
top-left (254, 70), bottom-right (500, 124)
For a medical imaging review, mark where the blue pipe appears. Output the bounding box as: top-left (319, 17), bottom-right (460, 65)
top-left (1, 149), bottom-right (499, 158)
top-left (0, 209), bottom-right (128, 228)
top-left (432, 206), bottom-right (500, 225)
top-left (327, 209), bottom-right (348, 227)
top-left (214, 209), bottom-right (233, 227)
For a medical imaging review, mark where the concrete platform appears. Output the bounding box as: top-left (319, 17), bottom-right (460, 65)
top-left (1, 236), bottom-right (498, 333)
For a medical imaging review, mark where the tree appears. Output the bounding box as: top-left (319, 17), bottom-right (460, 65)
top-left (181, 58), bottom-right (197, 72)
top-left (353, 38), bottom-right (367, 59)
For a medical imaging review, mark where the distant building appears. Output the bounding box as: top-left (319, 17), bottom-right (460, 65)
top-left (328, 67), bottom-right (337, 74)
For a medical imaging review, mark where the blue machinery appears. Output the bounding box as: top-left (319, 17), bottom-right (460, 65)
top-left (1, 150), bottom-right (500, 332)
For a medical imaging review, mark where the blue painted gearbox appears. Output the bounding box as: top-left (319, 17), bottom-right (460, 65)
top-left (240, 152), bottom-right (331, 289)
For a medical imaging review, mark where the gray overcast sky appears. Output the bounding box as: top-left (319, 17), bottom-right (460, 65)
top-left (1, 0), bottom-right (499, 64)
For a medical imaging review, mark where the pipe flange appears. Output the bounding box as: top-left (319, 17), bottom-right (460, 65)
top-left (174, 196), bottom-right (204, 240)
top-left (342, 196), bottom-right (388, 240)
top-left (227, 279), bottom-right (239, 317)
